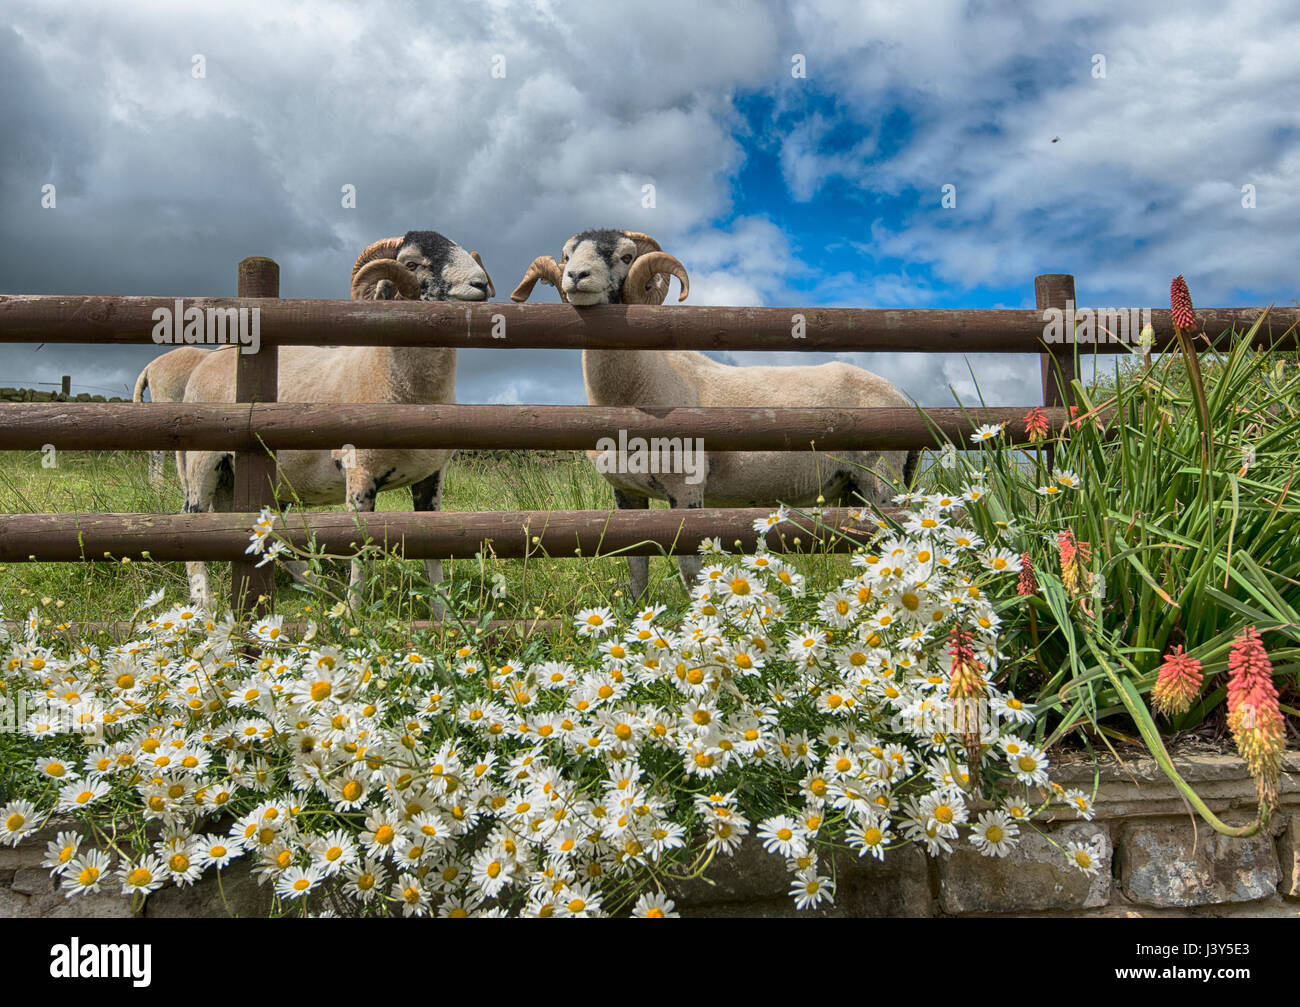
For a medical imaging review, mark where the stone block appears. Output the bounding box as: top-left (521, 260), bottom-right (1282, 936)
top-left (670, 836), bottom-right (933, 917)
top-left (1119, 820), bottom-right (1278, 907)
top-left (939, 823), bottom-right (1111, 914)
top-left (1274, 814), bottom-right (1298, 900)
top-left (144, 860), bottom-right (272, 918)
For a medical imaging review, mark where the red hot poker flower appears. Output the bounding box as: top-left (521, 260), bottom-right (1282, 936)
top-left (1016, 553), bottom-right (1037, 596)
top-left (1170, 275), bottom-right (1197, 332)
top-left (1151, 645), bottom-right (1203, 718)
top-left (1225, 626), bottom-right (1285, 809)
top-left (1056, 530), bottom-right (1092, 594)
top-left (1022, 406), bottom-right (1050, 442)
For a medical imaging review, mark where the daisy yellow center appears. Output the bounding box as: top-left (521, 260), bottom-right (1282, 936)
top-left (864, 827), bottom-right (883, 845)
top-left (169, 853), bottom-right (189, 873)
top-left (78, 866), bottom-right (99, 886)
top-left (730, 577), bottom-right (751, 596)
top-left (986, 825), bottom-right (1004, 843)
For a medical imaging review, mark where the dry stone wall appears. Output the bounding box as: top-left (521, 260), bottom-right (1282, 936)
top-left (2, 754), bottom-right (1296, 917)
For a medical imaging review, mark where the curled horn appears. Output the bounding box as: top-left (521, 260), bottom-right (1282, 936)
top-left (624, 251), bottom-right (690, 305)
top-left (621, 231), bottom-right (662, 259)
top-left (351, 236), bottom-right (404, 281)
top-left (510, 256), bottom-right (566, 302)
top-left (351, 259), bottom-right (420, 301)
top-left (471, 251), bottom-right (495, 298)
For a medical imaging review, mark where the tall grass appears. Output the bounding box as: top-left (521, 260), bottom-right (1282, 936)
top-left (0, 448), bottom-right (862, 644)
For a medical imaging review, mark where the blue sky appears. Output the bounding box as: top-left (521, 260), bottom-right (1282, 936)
top-left (2, 0), bottom-right (1298, 407)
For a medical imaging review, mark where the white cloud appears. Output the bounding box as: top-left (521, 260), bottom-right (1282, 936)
top-left (2, 0), bottom-right (1296, 415)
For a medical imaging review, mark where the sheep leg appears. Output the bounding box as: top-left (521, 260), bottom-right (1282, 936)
top-left (410, 471), bottom-right (446, 618)
top-left (614, 489), bottom-right (650, 600)
top-left (671, 485), bottom-right (705, 591)
top-left (342, 462), bottom-right (378, 601)
top-left (182, 452), bottom-right (231, 611)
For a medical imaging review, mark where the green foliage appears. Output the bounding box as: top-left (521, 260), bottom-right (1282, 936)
top-left (929, 316), bottom-right (1300, 743)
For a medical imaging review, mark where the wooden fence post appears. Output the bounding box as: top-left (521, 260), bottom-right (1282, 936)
top-left (231, 257), bottom-right (279, 616)
top-left (1035, 273), bottom-right (1077, 408)
top-left (1035, 273), bottom-right (1077, 465)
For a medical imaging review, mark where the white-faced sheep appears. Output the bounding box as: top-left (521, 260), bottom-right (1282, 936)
top-left (180, 230), bottom-right (494, 611)
top-left (132, 346), bottom-right (213, 488)
top-left (511, 229), bottom-right (916, 598)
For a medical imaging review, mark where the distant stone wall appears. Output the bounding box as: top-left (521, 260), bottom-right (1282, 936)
top-left (0, 387), bottom-right (124, 403)
top-left (3, 754), bottom-right (1297, 918)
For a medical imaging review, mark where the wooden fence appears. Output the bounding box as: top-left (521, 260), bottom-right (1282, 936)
top-left (1, 259), bottom-right (1296, 619)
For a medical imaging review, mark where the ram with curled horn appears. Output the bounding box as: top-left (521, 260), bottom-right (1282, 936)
top-left (512, 228), bottom-right (915, 600)
top-left (178, 230), bottom-right (494, 612)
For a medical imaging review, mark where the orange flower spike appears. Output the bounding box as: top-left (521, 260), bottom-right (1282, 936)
top-left (1225, 626), bottom-right (1285, 809)
top-left (1022, 406), bottom-right (1050, 442)
top-left (1151, 645), bottom-right (1203, 718)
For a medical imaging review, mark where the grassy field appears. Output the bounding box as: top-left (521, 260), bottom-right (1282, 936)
top-left (0, 448), bottom-right (864, 644)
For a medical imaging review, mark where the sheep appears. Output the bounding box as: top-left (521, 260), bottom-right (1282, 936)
top-left (511, 229), bottom-right (916, 598)
top-left (179, 230), bottom-right (494, 612)
top-left (132, 346), bottom-right (212, 488)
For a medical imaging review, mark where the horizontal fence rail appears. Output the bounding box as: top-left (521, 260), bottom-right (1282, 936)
top-left (2, 261), bottom-right (1291, 618)
top-left (1, 296), bottom-right (1295, 352)
top-left (0, 507), bottom-right (889, 563)
top-left (0, 403), bottom-right (1066, 452)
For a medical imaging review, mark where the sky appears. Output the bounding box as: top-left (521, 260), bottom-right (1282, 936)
top-left (2, 0), bottom-right (1298, 408)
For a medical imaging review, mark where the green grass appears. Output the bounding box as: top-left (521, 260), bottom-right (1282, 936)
top-left (0, 448), bottom-right (861, 643)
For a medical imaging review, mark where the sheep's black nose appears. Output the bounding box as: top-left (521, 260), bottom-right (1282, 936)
top-left (572, 269), bottom-right (591, 281)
